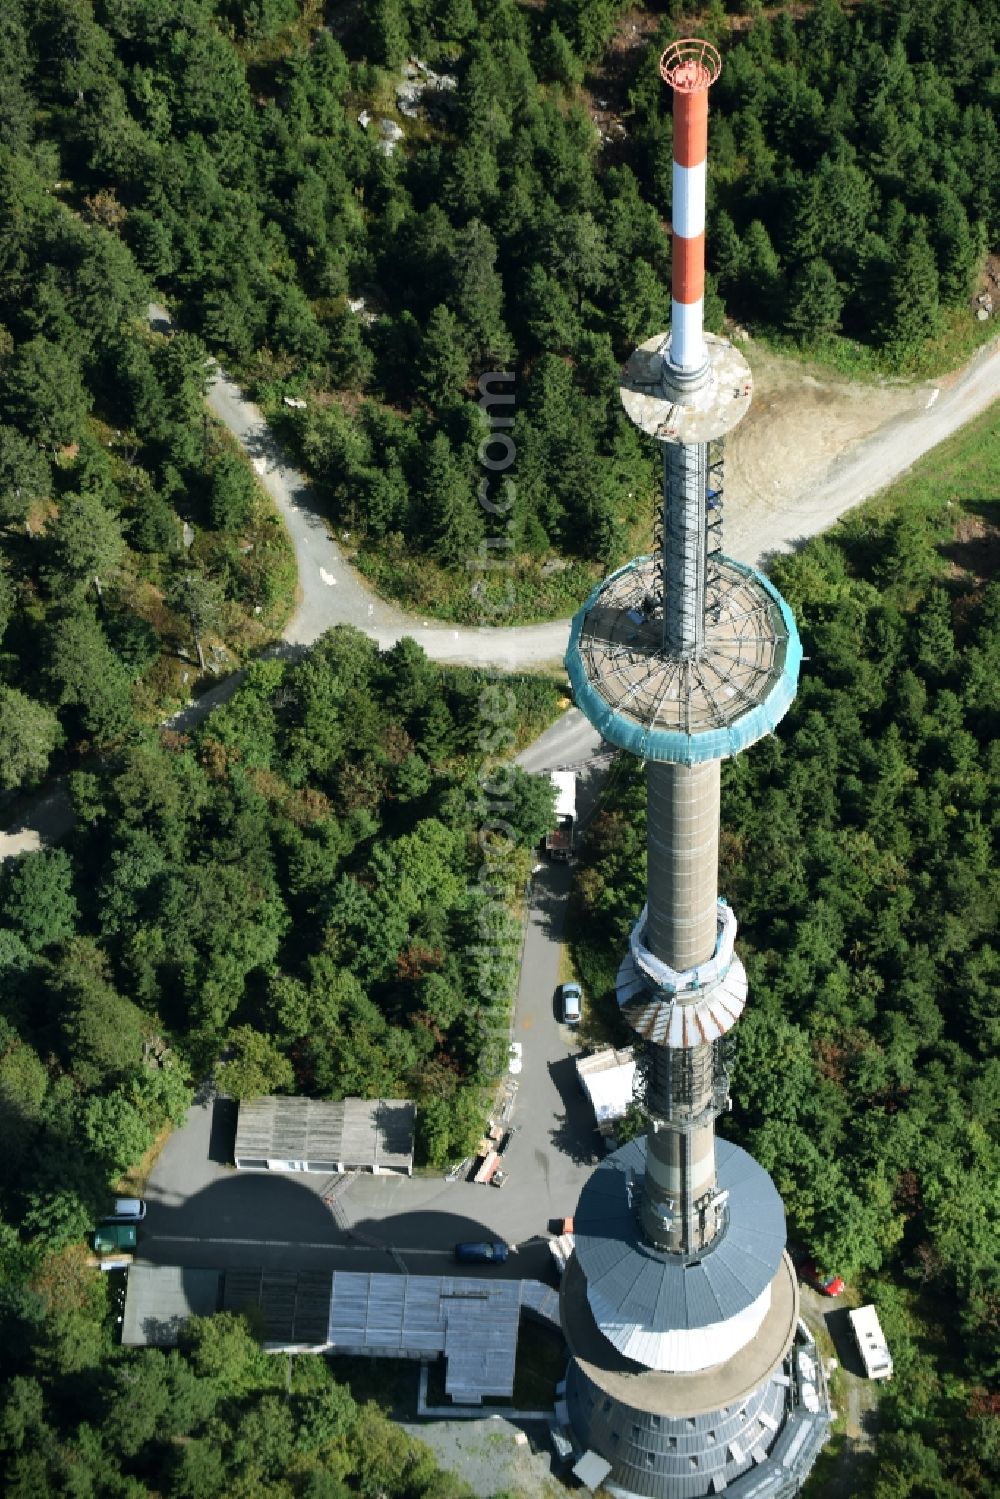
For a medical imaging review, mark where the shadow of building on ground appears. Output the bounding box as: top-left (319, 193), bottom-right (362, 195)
top-left (546, 1055), bottom-right (605, 1167)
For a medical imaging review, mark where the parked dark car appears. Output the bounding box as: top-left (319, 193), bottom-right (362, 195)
top-left (453, 1240), bottom-right (509, 1264)
top-left (92, 1223), bottom-right (137, 1253)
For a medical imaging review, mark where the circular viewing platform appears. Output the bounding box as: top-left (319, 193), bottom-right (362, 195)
top-left (565, 556), bottom-right (801, 765)
top-left (620, 332), bottom-right (752, 443)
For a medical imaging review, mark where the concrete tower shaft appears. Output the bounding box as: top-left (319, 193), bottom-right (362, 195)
top-left (643, 756), bottom-right (723, 1254)
top-left (641, 1106), bottom-right (718, 1255)
top-left (646, 761), bottom-right (720, 972)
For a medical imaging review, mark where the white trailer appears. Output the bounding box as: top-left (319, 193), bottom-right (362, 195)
top-left (544, 771), bottom-right (577, 860)
top-left (849, 1304), bottom-right (893, 1380)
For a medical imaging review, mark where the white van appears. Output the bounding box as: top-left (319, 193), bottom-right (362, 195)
top-left (105, 1198), bottom-right (147, 1222)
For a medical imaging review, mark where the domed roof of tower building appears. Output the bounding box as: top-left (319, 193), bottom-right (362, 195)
top-left (574, 1138), bottom-right (787, 1372)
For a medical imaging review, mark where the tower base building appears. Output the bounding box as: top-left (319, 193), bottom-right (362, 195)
top-left (562, 1146), bottom-right (829, 1497)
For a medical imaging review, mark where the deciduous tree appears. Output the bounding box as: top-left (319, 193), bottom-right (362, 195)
top-left (0, 848), bottom-right (78, 953)
top-left (216, 1024), bottom-right (295, 1098)
top-left (80, 1087), bottom-right (154, 1178)
top-left (53, 938), bottom-right (149, 1089)
top-left (0, 686), bottom-right (62, 790)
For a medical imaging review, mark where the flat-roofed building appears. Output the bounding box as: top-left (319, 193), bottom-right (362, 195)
top-left (233, 1095), bottom-right (415, 1175)
top-left (575, 1046), bottom-right (637, 1128)
top-left (124, 1264), bottom-right (564, 1407)
top-left (122, 1265), bottom-right (223, 1346)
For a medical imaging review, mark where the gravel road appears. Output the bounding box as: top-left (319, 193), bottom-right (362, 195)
top-left (726, 335), bottom-right (1000, 565)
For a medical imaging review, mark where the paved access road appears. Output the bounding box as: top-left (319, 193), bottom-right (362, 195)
top-left (161, 304), bottom-right (565, 669)
top-left (726, 335), bottom-right (1000, 565)
top-left (156, 305), bottom-right (1000, 669)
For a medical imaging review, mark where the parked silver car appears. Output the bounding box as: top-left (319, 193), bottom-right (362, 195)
top-left (560, 982), bottom-right (583, 1024)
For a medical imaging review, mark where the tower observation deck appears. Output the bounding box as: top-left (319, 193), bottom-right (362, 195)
top-left (561, 40), bottom-right (830, 1497)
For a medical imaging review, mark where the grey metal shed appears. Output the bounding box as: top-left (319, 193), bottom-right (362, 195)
top-left (233, 1095), bottom-right (415, 1174)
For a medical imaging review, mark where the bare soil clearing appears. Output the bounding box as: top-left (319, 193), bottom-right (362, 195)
top-left (724, 341), bottom-right (929, 557)
top-left (725, 334), bottom-right (1000, 566)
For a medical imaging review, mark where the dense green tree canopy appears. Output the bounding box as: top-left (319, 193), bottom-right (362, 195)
top-left (0, 619), bottom-right (561, 1491)
top-left (0, 8), bottom-right (994, 1493)
top-left (2, 0), bottom-right (988, 619)
top-left (0, 1306), bottom-right (472, 1497)
top-left (0, 626), bottom-right (559, 1222)
top-left (0, 686), bottom-right (62, 790)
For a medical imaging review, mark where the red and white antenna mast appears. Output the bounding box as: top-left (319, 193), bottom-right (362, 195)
top-left (660, 39), bottom-right (722, 380)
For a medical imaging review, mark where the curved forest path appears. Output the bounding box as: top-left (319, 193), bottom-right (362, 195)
top-left (0, 314), bottom-right (998, 861)
top-left (190, 305), bottom-right (1000, 666)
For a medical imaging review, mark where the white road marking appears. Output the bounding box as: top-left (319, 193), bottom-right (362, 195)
top-left (153, 1234), bottom-right (373, 1250)
top-left (361, 1246), bottom-right (459, 1257)
top-left (252, 456), bottom-right (268, 474)
top-left (319, 568), bottom-right (337, 586)
top-left (926, 388), bottom-right (940, 408)
top-left (149, 1234), bottom-right (449, 1254)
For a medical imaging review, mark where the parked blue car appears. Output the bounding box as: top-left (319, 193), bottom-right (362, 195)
top-left (454, 1240), bottom-right (509, 1264)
